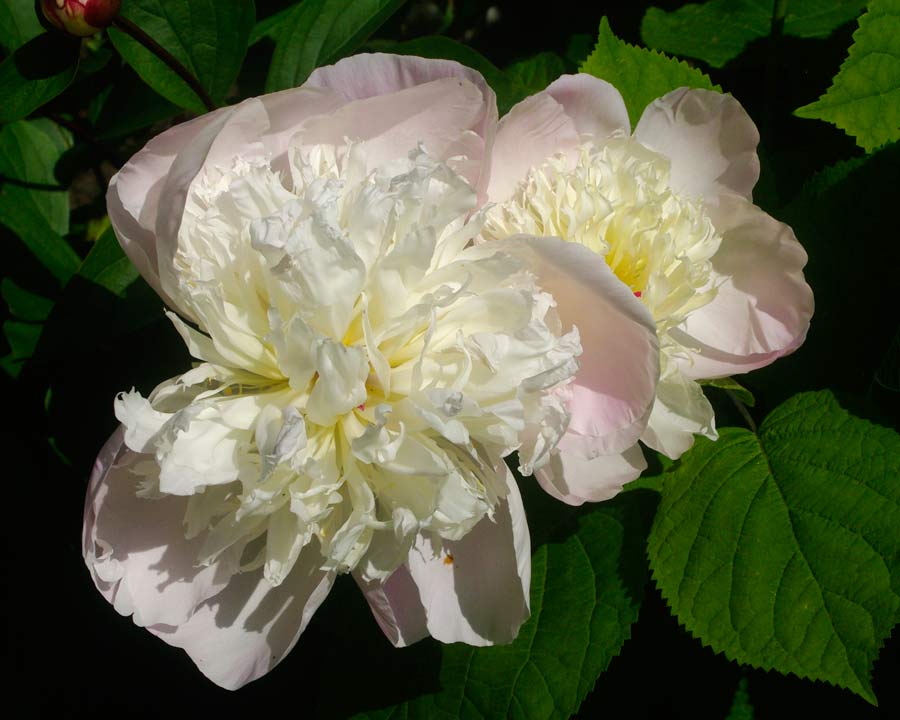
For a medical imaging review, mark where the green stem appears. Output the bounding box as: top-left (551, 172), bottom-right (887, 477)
top-left (727, 390), bottom-right (758, 434)
top-left (111, 15), bottom-right (215, 112)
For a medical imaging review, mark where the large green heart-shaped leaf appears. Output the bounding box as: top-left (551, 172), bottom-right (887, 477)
top-left (649, 391), bottom-right (900, 704)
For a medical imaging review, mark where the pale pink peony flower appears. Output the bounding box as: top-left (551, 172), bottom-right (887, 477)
top-left (85, 55), bottom-right (660, 689)
top-left (480, 75), bottom-right (814, 504)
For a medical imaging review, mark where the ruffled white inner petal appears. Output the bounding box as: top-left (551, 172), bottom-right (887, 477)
top-left (483, 136), bottom-right (721, 459)
top-left (116, 144), bottom-right (581, 585)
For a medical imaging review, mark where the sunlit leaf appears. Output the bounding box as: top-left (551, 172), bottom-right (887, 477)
top-left (580, 17), bottom-right (719, 127)
top-left (795, 0), bottom-right (900, 152)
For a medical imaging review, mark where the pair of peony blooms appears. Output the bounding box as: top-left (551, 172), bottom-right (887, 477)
top-left (84, 53), bottom-right (813, 689)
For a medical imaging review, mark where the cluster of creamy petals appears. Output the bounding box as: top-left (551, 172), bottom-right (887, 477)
top-left (85, 55), bottom-right (662, 690)
top-left (115, 143), bottom-right (581, 585)
top-left (481, 75), bottom-right (813, 502)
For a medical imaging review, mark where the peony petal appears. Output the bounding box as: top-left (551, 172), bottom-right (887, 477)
top-left (535, 442), bottom-right (647, 506)
top-left (466, 236), bottom-right (659, 456)
top-left (634, 88), bottom-right (760, 204)
top-left (148, 551), bottom-right (334, 690)
top-left (639, 365), bottom-right (716, 459)
top-left (141, 90), bottom-right (344, 313)
top-left (295, 78), bottom-right (488, 186)
top-left (304, 52), bottom-right (496, 140)
top-left (671, 194), bottom-right (814, 379)
top-left (487, 92), bottom-right (580, 203)
top-left (106, 107), bottom-right (230, 310)
top-left (404, 468), bottom-right (530, 645)
top-left (304, 53), bottom-right (497, 195)
top-left (356, 565), bottom-right (429, 648)
top-left (543, 73), bottom-right (631, 138)
top-left (83, 428), bottom-right (240, 628)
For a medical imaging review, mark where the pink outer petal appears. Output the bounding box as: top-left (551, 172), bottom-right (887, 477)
top-left (356, 565), bottom-right (429, 648)
top-left (543, 73), bottom-right (631, 138)
top-left (304, 53), bottom-right (497, 141)
top-left (107, 86), bottom-right (344, 316)
top-left (487, 92), bottom-right (580, 203)
top-left (487, 74), bottom-right (631, 204)
top-left (402, 468), bottom-right (531, 646)
top-left (634, 88), bottom-right (761, 204)
top-left (294, 77), bottom-right (488, 185)
top-left (304, 53), bottom-right (498, 197)
top-left (106, 107), bottom-right (230, 312)
top-left (148, 554), bottom-right (334, 690)
top-left (153, 90), bottom-right (347, 308)
top-left (83, 427), bottom-right (240, 628)
top-left (535, 442), bottom-right (647, 506)
top-left (672, 194), bottom-right (814, 379)
top-left (465, 236), bottom-right (659, 456)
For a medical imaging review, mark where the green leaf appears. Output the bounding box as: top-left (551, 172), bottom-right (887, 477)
top-left (344, 492), bottom-right (654, 719)
top-left (580, 17), bottom-right (719, 127)
top-left (725, 677), bottom-right (754, 720)
top-left (0, 32), bottom-right (80, 124)
top-left (648, 390), bottom-right (900, 704)
top-left (506, 51), bottom-right (566, 97)
top-left (1, 278), bottom-right (53, 322)
top-left (1, 319), bottom-right (41, 377)
top-left (795, 0), bottom-right (900, 152)
top-left (108, 0), bottom-right (255, 113)
top-left (0, 119), bottom-right (79, 283)
top-left (700, 376), bottom-right (756, 407)
top-left (78, 225), bottom-right (140, 297)
top-left (0, 0), bottom-right (44, 53)
top-left (641, 0), bottom-right (867, 69)
top-left (93, 67), bottom-right (180, 140)
top-left (266, 0), bottom-right (407, 92)
top-left (368, 35), bottom-right (518, 112)
top-left (249, 3), bottom-right (296, 45)
top-left (0, 279), bottom-right (52, 378)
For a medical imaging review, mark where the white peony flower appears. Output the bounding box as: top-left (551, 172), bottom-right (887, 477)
top-left (480, 77), bottom-right (813, 504)
top-left (114, 143), bottom-right (581, 585)
top-left (84, 53), bottom-right (660, 690)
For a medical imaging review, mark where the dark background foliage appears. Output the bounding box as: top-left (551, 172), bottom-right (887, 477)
top-left (4, 1), bottom-right (898, 717)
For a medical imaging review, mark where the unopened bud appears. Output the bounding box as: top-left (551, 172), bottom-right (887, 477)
top-left (39, 0), bottom-right (121, 38)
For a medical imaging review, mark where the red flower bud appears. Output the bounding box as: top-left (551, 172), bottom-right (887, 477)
top-left (39, 0), bottom-right (121, 37)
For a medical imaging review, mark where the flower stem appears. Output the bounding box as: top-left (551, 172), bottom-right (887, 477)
top-left (111, 15), bottom-right (216, 113)
top-left (726, 390), bottom-right (758, 434)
